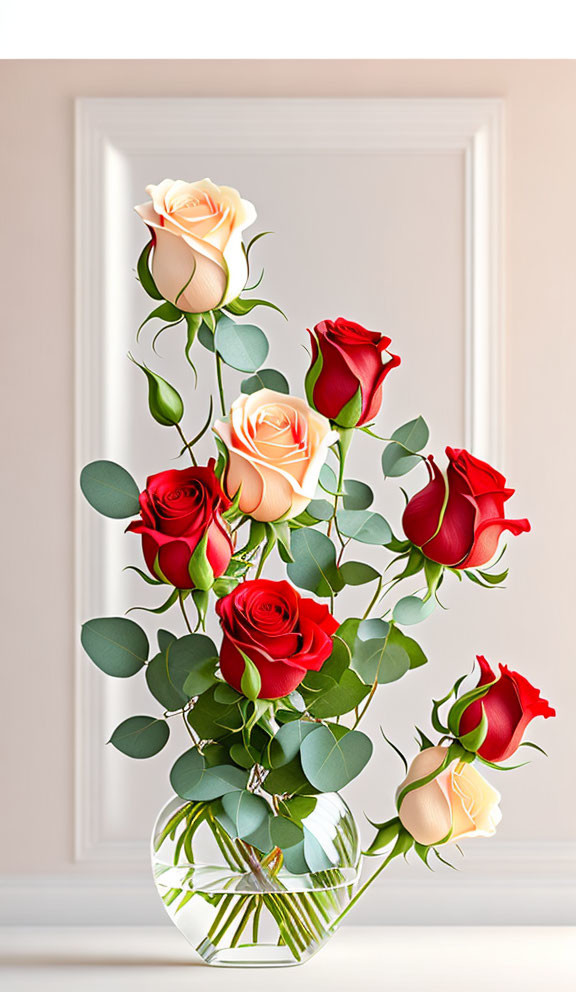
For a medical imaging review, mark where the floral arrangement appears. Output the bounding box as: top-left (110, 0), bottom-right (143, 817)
top-left (80, 179), bottom-right (555, 966)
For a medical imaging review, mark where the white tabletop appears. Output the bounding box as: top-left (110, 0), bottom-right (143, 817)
top-left (0, 926), bottom-right (574, 991)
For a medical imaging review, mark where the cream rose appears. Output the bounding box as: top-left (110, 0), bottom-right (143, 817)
top-left (214, 389), bottom-right (339, 523)
top-left (397, 746), bottom-right (502, 846)
top-left (135, 178), bottom-right (256, 314)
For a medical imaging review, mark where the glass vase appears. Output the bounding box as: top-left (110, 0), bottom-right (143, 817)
top-left (151, 792), bottom-right (362, 967)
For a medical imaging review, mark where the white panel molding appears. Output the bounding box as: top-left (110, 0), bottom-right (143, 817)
top-left (72, 98), bottom-right (567, 925)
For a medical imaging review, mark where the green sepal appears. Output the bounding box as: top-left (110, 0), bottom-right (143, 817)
top-left (137, 301), bottom-right (183, 342)
top-left (184, 313), bottom-right (202, 369)
top-left (458, 703), bottom-right (489, 752)
top-left (396, 741), bottom-right (466, 812)
top-left (304, 345), bottom-right (324, 409)
top-left (129, 354), bottom-right (184, 426)
top-left (187, 533), bottom-right (215, 592)
top-left (334, 385), bottom-right (363, 429)
top-left (222, 483), bottom-right (244, 522)
top-left (414, 842), bottom-right (433, 868)
top-left (423, 559), bottom-right (444, 601)
top-left (136, 239), bottom-right (163, 301)
top-left (236, 519), bottom-right (266, 557)
top-left (191, 588), bottom-right (210, 628)
top-left (212, 576), bottom-right (240, 598)
top-left (414, 727), bottom-right (435, 750)
top-left (446, 678), bottom-right (498, 737)
top-left (127, 587), bottom-right (180, 616)
top-left (364, 816), bottom-right (401, 856)
top-left (223, 296), bottom-right (287, 319)
top-left (270, 521), bottom-right (293, 562)
top-left (123, 565), bottom-right (163, 586)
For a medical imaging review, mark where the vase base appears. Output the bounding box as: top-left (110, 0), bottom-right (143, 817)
top-left (197, 939), bottom-right (327, 968)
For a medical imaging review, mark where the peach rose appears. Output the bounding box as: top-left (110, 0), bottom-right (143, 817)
top-left (397, 746), bottom-right (501, 846)
top-left (214, 389), bottom-right (339, 523)
top-left (135, 178), bottom-right (256, 314)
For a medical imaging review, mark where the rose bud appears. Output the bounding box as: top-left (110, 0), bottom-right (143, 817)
top-left (214, 389), bottom-right (338, 522)
top-left (453, 655), bottom-right (555, 763)
top-left (397, 746), bottom-right (501, 847)
top-left (135, 178), bottom-right (256, 314)
top-left (402, 446), bottom-right (531, 568)
top-left (305, 318), bottom-right (400, 428)
top-left (126, 461), bottom-right (233, 590)
top-left (216, 579), bottom-right (338, 700)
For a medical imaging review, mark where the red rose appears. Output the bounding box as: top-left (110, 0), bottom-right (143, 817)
top-left (126, 460), bottom-right (233, 589)
top-left (216, 579), bottom-right (338, 700)
top-left (402, 446), bottom-right (531, 568)
top-left (457, 655), bottom-right (555, 762)
top-left (305, 318), bottom-right (400, 428)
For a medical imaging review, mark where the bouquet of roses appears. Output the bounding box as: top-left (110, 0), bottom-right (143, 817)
top-left (80, 179), bottom-right (554, 967)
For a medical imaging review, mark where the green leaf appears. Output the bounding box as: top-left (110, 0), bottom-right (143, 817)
top-left (146, 653), bottom-right (186, 711)
top-left (286, 529), bottom-right (343, 596)
top-left (477, 568), bottom-right (509, 585)
top-left (351, 620), bottom-right (410, 685)
top-left (168, 634), bottom-right (219, 698)
top-left (129, 355), bottom-right (184, 426)
top-left (218, 790), bottom-right (271, 841)
top-left (81, 617), bottom-right (148, 677)
top-left (170, 748), bottom-right (248, 801)
top-left (340, 561), bottom-right (380, 586)
top-left (300, 726), bottom-right (373, 791)
top-left (271, 814), bottom-right (304, 849)
top-left (304, 827), bottom-right (337, 871)
top-left (336, 510), bottom-right (392, 545)
top-left (214, 315), bottom-right (269, 373)
top-left (391, 416), bottom-right (429, 452)
top-left (343, 479), bottom-right (373, 510)
top-left (157, 629), bottom-right (176, 652)
top-left (109, 715), bottom-right (169, 758)
top-left (269, 721), bottom-right (322, 768)
top-left (136, 239), bottom-right (163, 300)
top-left (198, 321), bottom-right (215, 351)
top-left (308, 669), bottom-right (370, 718)
top-left (278, 796), bottom-right (317, 824)
top-left (393, 595), bottom-right (436, 625)
top-left (387, 625), bottom-right (428, 669)
top-left (317, 635), bottom-right (351, 682)
top-left (305, 499), bottom-right (334, 522)
top-left (80, 460), bottom-right (140, 519)
top-left (318, 463), bottom-right (339, 495)
top-left (334, 385), bottom-right (362, 429)
top-left (187, 686), bottom-right (243, 739)
top-left (241, 369), bottom-right (289, 394)
top-left (262, 756), bottom-right (317, 797)
top-left (381, 446), bottom-right (422, 477)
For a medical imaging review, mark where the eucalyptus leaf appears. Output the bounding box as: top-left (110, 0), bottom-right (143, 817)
top-left (109, 715), bottom-right (169, 758)
top-left (336, 510), bottom-right (392, 545)
top-left (381, 446), bottom-right (422, 478)
top-left (343, 479), bottom-right (373, 510)
top-left (340, 561), bottom-right (380, 586)
top-left (306, 499), bottom-right (334, 522)
top-left (308, 669), bottom-right (370, 718)
top-left (170, 748), bottom-right (248, 801)
top-left (214, 315), bottom-right (269, 372)
top-left (262, 756), bottom-right (317, 797)
top-left (219, 790), bottom-right (271, 841)
top-left (81, 617), bottom-right (148, 677)
top-left (270, 816), bottom-right (304, 851)
top-left (80, 460), bottom-right (140, 519)
top-left (387, 625), bottom-right (428, 669)
top-left (300, 726), bottom-right (373, 791)
top-left (241, 368), bottom-right (289, 394)
top-left (286, 529), bottom-right (343, 596)
top-left (303, 827), bottom-right (337, 871)
top-left (269, 721), bottom-right (322, 768)
top-left (393, 595), bottom-right (436, 625)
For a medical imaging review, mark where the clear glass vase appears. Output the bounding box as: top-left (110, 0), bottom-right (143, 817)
top-left (151, 792), bottom-right (362, 967)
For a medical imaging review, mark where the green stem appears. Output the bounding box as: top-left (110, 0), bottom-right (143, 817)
top-left (362, 576), bottom-right (383, 619)
top-left (175, 422), bottom-right (197, 467)
top-left (215, 351), bottom-right (226, 415)
top-left (178, 592), bottom-right (193, 634)
top-left (327, 429), bottom-right (353, 537)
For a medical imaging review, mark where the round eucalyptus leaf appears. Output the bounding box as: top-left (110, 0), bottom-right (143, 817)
top-left (343, 479), bottom-right (373, 510)
top-left (393, 595), bottom-right (436, 625)
top-left (381, 445), bottom-right (422, 478)
top-left (308, 669), bottom-right (370, 718)
top-left (241, 368), bottom-right (289, 394)
top-left (198, 322), bottom-right (215, 351)
top-left (81, 617), bottom-right (148, 677)
top-left (269, 721), bottom-right (322, 768)
top-left (337, 510), bottom-right (392, 545)
top-left (306, 499), bottom-right (334, 522)
top-left (170, 747), bottom-right (248, 801)
top-left (391, 416), bottom-right (430, 452)
top-left (146, 652), bottom-right (187, 711)
top-left (303, 827), bottom-right (336, 871)
top-left (220, 790), bottom-right (271, 841)
top-left (215, 315), bottom-right (269, 372)
top-left (270, 816), bottom-right (304, 851)
top-left (80, 460), bottom-right (140, 519)
top-left (300, 726), bottom-right (373, 791)
top-left (109, 715), bottom-right (169, 758)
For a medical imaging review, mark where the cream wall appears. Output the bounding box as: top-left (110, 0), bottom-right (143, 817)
top-left (1, 61), bottom-right (575, 906)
